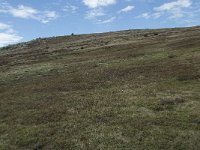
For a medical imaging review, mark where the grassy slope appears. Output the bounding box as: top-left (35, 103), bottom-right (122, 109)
top-left (0, 26), bottom-right (200, 149)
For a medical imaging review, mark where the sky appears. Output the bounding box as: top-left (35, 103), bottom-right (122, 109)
top-left (0, 0), bottom-right (200, 47)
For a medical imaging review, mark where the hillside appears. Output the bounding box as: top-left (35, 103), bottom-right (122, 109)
top-left (0, 26), bottom-right (200, 149)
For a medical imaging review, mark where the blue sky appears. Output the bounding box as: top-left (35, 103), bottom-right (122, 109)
top-left (0, 0), bottom-right (200, 47)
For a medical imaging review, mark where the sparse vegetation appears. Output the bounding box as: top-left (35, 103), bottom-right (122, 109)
top-left (0, 26), bottom-right (200, 149)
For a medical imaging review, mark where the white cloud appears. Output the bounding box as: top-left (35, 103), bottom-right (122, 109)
top-left (63, 5), bottom-right (79, 13)
top-left (97, 17), bottom-right (116, 24)
top-left (154, 0), bottom-right (192, 18)
top-left (138, 0), bottom-right (193, 19)
top-left (83, 0), bottom-right (117, 8)
top-left (0, 33), bottom-right (22, 47)
top-left (138, 13), bottom-right (151, 19)
top-left (0, 22), bottom-right (22, 47)
top-left (137, 12), bottom-right (161, 19)
top-left (86, 8), bottom-right (105, 19)
top-left (83, 0), bottom-right (117, 24)
top-left (0, 22), bottom-right (11, 30)
top-left (8, 5), bottom-right (38, 18)
top-left (85, 8), bottom-right (116, 24)
top-left (118, 5), bottom-right (134, 13)
top-left (0, 3), bottom-right (58, 23)
top-left (39, 11), bottom-right (58, 23)
top-left (154, 0), bottom-right (192, 12)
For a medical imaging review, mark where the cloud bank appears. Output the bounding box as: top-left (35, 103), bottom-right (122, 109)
top-left (0, 22), bottom-right (22, 47)
top-left (0, 3), bottom-right (58, 23)
top-left (83, 0), bottom-right (117, 8)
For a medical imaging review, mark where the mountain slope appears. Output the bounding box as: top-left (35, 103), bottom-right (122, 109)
top-left (0, 26), bottom-right (200, 149)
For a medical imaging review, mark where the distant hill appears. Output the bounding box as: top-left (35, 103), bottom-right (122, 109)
top-left (0, 26), bottom-right (200, 149)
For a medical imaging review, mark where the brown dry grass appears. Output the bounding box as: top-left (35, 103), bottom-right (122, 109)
top-left (0, 26), bottom-right (200, 149)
